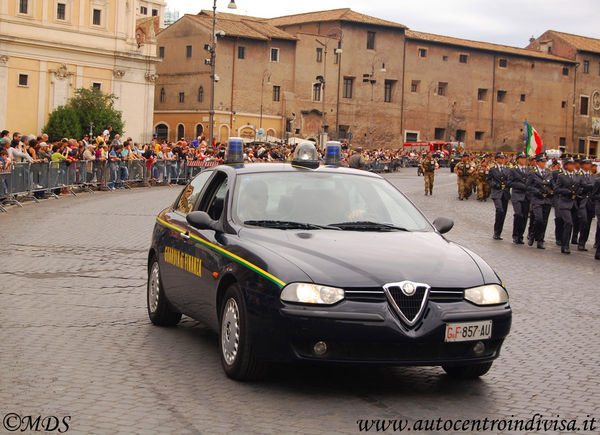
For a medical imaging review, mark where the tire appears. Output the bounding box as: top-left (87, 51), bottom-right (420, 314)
top-left (219, 283), bottom-right (266, 381)
top-left (442, 362), bottom-right (493, 379)
top-left (147, 257), bottom-right (182, 326)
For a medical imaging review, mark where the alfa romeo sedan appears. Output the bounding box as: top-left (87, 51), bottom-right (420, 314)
top-left (147, 142), bottom-right (512, 381)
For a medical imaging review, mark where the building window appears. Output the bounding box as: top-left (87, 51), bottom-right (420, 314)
top-left (179, 92), bottom-right (185, 103)
top-left (92, 9), bottom-right (102, 26)
top-left (140, 6), bottom-right (148, 15)
top-left (17, 73), bottom-right (29, 87)
top-left (159, 46), bottom-right (165, 58)
top-left (580, 95), bottom-right (589, 115)
top-left (272, 85), bottom-right (281, 102)
top-left (434, 128), bottom-right (445, 140)
top-left (442, 55), bottom-right (448, 61)
top-left (405, 132), bottom-right (419, 142)
top-left (312, 83), bottom-right (322, 102)
top-left (91, 82), bottom-right (102, 91)
top-left (316, 47), bottom-right (323, 63)
top-left (583, 60), bottom-right (589, 74)
top-left (57, 3), bottom-right (66, 20)
top-left (367, 31), bottom-right (375, 50)
top-left (19, 0), bottom-right (28, 14)
top-left (152, 9), bottom-right (158, 16)
top-left (437, 82), bottom-right (447, 96)
top-left (384, 80), bottom-right (394, 103)
top-left (561, 101), bottom-right (566, 108)
top-left (177, 124), bottom-right (185, 140)
top-left (497, 90), bottom-right (507, 102)
top-left (270, 48), bottom-right (279, 62)
top-left (238, 46), bottom-right (245, 59)
top-left (562, 67), bottom-right (569, 76)
top-left (343, 77), bottom-right (353, 99)
top-left (547, 46), bottom-right (552, 54)
top-left (197, 87), bottom-right (203, 102)
top-left (477, 88), bottom-right (487, 101)
top-left (578, 139), bottom-right (586, 154)
top-left (459, 54), bottom-right (468, 63)
top-left (186, 45), bottom-right (192, 58)
top-left (559, 137), bottom-right (566, 147)
top-left (159, 88), bottom-right (165, 103)
top-left (411, 80), bottom-right (420, 93)
top-left (499, 58), bottom-right (507, 68)
top-left (520, 93), bottom-right (526, 102)
top-left (475, 131), bottom-right (484, 140)
top-left (418, 48), bottom-right (427, 58)
top-left (456, 129), bottom-right (466, 142)
top-left (334, 52), bottom-right (339, 64)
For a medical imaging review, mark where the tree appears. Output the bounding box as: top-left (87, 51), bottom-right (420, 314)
top-left (42, 106), bottom-right (82, 142)
top-left (43, 87), bottom-right (124, 142)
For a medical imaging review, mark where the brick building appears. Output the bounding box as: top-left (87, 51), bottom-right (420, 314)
top-left (152, 8), bottom-right (600, 155)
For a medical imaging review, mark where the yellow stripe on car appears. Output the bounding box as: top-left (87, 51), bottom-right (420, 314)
top-left (156, 218), bottom-right (286, 288)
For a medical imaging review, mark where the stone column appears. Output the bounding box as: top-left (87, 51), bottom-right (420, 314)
top-left (0, 55), bottom-right (8, 128)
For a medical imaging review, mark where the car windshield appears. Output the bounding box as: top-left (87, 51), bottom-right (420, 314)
top-left (232, 171), bottom-right (432, 231)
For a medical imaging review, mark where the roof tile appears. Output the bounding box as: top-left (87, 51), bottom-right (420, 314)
top-left (267, 8), bottom-right (406, 29)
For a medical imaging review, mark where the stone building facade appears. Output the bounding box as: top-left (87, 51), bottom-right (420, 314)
top-left (153, 8), bottom-right (600, 155)
top-left (0, 0), bottom-right (163, 142)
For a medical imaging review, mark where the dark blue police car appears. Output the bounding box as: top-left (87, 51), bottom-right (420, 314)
top-left (147, 140), bottom-right (511, 381)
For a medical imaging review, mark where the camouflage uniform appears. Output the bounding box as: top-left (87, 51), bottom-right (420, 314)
top-left (420, 157), bottom-right (438, 195)
top-left (475, 165), bottom-right (491, 200)
top-left (454, 160), bottom-right (474, 200)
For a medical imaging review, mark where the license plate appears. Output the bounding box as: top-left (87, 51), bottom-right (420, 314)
top-left (445, 320), bottom-right (492, 342)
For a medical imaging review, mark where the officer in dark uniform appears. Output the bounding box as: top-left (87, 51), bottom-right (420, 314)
top-left (570, 158), bottom-right (583, 245)
top-left (575, 159), bottom-right (595, 251)
top-left (592, 173), bottom-right (600, 260)
top-left (550, 160), bottom-right (564, 246)
top-left (489, 153), bottom-right (511, 240)
top-left (553, 158), bottom-right (580, 254)
top-left (526, 155), bottom-right (553, 249)
top-left (509, 152), bottom-right (531, 244)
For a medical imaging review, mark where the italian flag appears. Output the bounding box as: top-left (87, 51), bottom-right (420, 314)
top-left (524, 122), bottom-right (543, 157)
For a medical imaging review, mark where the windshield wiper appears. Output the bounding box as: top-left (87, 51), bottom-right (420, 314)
top-left (244, 220), bottom-right (341, 230)
top-left (328, 221), bottom-right (409, 232)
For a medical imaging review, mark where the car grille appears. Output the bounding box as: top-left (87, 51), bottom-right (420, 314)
top-left (385, 284), bottom-right (428, 324)
top-left (344, 288), bottom-right (463, 302)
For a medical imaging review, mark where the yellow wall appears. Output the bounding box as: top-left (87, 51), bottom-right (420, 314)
top-left (82, 66), bottom-right (113, 90)
top-left (7, 57), bottom-right (40, 135)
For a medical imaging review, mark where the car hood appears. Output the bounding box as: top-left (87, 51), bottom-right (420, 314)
top-left (239, 229), bottom-right (487, 288)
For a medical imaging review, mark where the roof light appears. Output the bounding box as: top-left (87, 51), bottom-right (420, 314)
top-left (226, 137), bottom-right (244, 164)
top-left (292, 142), bottom-right (319, 169)
top-left (325, 141), bottom-right (342, 166)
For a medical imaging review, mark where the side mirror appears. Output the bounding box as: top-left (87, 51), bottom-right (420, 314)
top-left (187, 211), bottom-right (217, 231)
top-left (433, 217), bottom-right (454, 234)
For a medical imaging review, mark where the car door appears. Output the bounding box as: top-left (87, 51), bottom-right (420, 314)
top-left (183, 170), bottom-right (230, 325)
top-left (159, 170), bottom-right (214, 312)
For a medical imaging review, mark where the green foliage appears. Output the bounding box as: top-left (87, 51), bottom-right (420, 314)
top-left (43, 87), bottom-right (124, 142)
top-left (42, 106), bottom-right (82, 142)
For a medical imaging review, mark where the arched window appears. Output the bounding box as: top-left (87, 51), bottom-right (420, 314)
top-left (177, 124), bottom-right (185, 140)
top-left (197, 86), bottom-right (204, 102)
top-left (155, 123), bottom-right (168, 141)
top-left (195, 124), bottom-right (204, 138)
top-left (159, 88), bottom-right (165, 103)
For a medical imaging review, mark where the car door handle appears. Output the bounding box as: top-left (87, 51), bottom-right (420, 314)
top-left (180, 232), bottom-right (190, 239)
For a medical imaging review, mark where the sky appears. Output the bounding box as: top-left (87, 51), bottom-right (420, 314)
top-left (164, 0), bottom-right (600, 47)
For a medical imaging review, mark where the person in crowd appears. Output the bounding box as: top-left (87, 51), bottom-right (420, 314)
top-left (489, 153), bottom-right (511, 240)
top-left (553, 158), bottom-right (580, 254)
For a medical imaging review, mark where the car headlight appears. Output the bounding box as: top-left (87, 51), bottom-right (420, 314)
top-left (464, 284), bottom-right (509, 306)
top-left (280, 283), bottom-right (345, 305)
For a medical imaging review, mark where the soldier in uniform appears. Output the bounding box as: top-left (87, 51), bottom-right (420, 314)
top-left (592, 173), bottom-right (600, 260)
top-left (553, 158), bottom-right (580, 254)
top-left (575, 159), bottom-right (595, 251)
top-left (420, 151), bottom-right (438, 196)
top-left (525, 155), bottom-right (553, 249)
top-left (489, 153), bottom-right (511, 240)
top-left (550, 159), bottom-right (564, 246)
top-left (570, 158), bottom-right (583, 244)
top-left (454, 154), bottom-right (474, 200)
top-left (508, 152), bottom-right (531, 245)
top-left (475, 160), bottom-right (491, 201)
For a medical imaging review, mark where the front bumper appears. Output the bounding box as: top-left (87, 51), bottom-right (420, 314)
top-left (251, 298), bottom-right (512, 365)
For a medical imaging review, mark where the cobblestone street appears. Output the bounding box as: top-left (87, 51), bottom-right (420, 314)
top-left (1, 168), bottom-right (598, 434)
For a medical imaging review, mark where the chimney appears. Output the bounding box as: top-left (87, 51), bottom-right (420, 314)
top-left (529, 36), bottom-right (535, 44)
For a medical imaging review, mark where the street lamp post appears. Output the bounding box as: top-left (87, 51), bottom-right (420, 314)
top-left (363, 55), bottom-right (386, 148)
top-left (207, 0), bottom-right (237, 148)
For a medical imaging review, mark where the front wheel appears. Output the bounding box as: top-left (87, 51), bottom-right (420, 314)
top-left (219, 284), bottom-right (266, 381)
top-left (147, 257), bottom-right (182, 326)
top-left (442, 361), bottom-right (493, 379)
